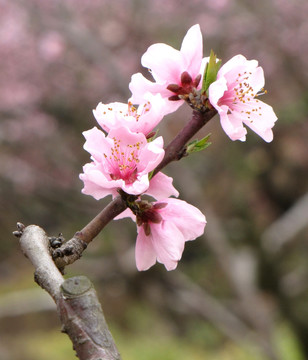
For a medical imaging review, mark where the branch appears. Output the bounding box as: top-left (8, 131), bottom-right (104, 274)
top-left (15, 224), bottom-right (121, 360)
top-left (59, 276), bottom-right (121, 360)
top-left (18, 224), bottom-right (64, 301)
top-left (153, 108), bottom-right (217, 176)
top-left (53, 196), bottom-right (127, 270)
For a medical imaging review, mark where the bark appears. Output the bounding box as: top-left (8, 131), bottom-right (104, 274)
top-left (16, 224), bottom-right (121, 360)
top-left (59, 276), bottom-right (121, 360)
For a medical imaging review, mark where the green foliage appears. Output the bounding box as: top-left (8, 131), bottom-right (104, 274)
top-left (186, 134), bottom-right (211, 154)
top-left (201, 50), bottom-right (221, 96)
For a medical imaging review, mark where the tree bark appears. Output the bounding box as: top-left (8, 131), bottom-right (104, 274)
top-left (17, 224), bottom-right (121, 360)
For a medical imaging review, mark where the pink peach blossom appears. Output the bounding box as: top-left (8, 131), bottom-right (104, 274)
top-left (129, 24), bottom-right (208, 114)
top-left (93, 93), bottom-right (166, 136)
top-left (79, 126), bottom-right (165, 199)
top-left (117, 198), bottom-right (206, 271)
top-left (208, 54), bottom-right (278, 142)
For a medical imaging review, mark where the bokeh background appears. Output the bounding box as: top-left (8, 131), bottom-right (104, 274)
top-left (0, 0), bottom-right (308, 359)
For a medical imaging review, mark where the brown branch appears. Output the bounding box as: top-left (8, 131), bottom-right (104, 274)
top-left (15, 224), bottom-right (121, 360)
top-left (59, 276), bottom-right (121, 360)
top-left (153, 108), bottom-right (217, 176)
top-left (53, 196), bottom-right (127, 270)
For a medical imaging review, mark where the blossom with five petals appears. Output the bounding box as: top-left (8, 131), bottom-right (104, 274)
top-left (79, 126), bottom-right (169, 199)
top-left (117, 198), bottom-right (206, 271)
top-left (93, 93), bottom-right (166, 136)
top-left (129, 24), bottom-right (208, 114)
top-left (208, 54), bottom-right (278, 142)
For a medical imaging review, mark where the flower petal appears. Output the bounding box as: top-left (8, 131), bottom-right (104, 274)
top-left (93, 102), bottom-right (129, 133)
top-left (141, 43), bottom-right (183, 83)
top-left (135, 226), bottom-right (157, 271)
top-left (146, 172), bottom-right (179, 200)
top-left (160, 198), bottom-right (206, 240)
top-left (82, 127), bottom-right (110, 162)
top-left (180, 24), bottom-right (203, 78)
top-left (79, 164), bottom-right (118, 200)
top-left (208, 76), bottom-right (228, 111)
top-left (241, 100), bottom-right (277, 142)
top-left (138, 136), bottom-right (165, 174)
top-left (220, 109), bottom-right (247, 141)
top-left (114, 208), bottom-right (136, 221)
top-left (122, 173), bottom-right (150, 195)
top-left (151, 221), bottom-right (185, 271)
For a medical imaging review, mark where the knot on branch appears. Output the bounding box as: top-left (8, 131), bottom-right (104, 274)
top-left (12, 222), bottom-right (26, 238)
top-left (52, 236), bottom-right (88, 271)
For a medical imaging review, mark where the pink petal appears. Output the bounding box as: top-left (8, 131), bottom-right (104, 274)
top-left (208, 76), bottom-right (228, 110)
top-left (138, 136), bottom-right (165, 174)
top-left (217, 55), bottom-right (248, 78)
top-left (122, 173), bottom-right (150, 195)
top-left (180, 24), bottom-right (203, 79)
top-left (114, 208), bottom-right (136, 221)
top-left (241, 100), bottom-right (277, 142)
top-left (219, 106), bottom-right (247, 141)
top-left (248, 66), bottom-right (265, 92)
top-left (141, 43), bottom-right (183, 83)
top-left (135, 227), bottom-right (157, 271)
top-left (151, 221), bottom-right (185, 271)
top-left (160, 198), bottom-right (206, 240)
top-left (82, 127), bottom-right (110, 162)
top-left (136, 93), bottom-right (168, 132)
top-left (108, 126), bottom-right (146, 148)
top-left (79, 165), bottom-right (118, 200)
top-left (146, 172), bottom-right (179, 200)
top-left (93, 102), bottom-right (129, 133)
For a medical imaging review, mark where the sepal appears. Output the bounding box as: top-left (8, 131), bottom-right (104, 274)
top-left (186, 134), bottom-right (211, 154)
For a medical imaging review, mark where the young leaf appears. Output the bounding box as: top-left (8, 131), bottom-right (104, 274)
top-left (201, 50), bottom-right (222, 95)
top-left (186, 134), bottom-right (211, 154)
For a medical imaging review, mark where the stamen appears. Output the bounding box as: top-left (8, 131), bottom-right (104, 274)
top-left (103, 138), bottom-right (143, 183)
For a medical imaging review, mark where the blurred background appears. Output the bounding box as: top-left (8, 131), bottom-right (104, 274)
top-left (0, 0), bottom-right (307, 359)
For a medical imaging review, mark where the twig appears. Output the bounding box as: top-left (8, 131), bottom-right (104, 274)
top-left (53, 196), bottom-right (127, 269)
top-left (153, 108), bottom-right (217, 176)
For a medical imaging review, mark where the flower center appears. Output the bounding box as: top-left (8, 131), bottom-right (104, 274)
top-left (104, 137), bottom-right (143, 183)
top-left (132, 201), bottom-right (167, 236)
top-left (222, 71), bottom-right (268, 122)
top-left (167, 71), bottom-right (201, 101)
top-left (127, 101), bottom-right (151, 122)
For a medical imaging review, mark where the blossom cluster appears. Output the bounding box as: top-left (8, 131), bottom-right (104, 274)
top-left (80, 24), bottom-right (277, 271)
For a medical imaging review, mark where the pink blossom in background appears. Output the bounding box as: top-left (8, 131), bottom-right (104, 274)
top-left (129, 24), bottom-right (208, 114)
top-left (93, 93), bottom-right (166, 136)
top-left (117, 198), bottom-right (206, 271)
top-left (79, 126), bottom-right (165, 199)
top-left (38, 31), bottom-right (65, 61)
top-left (208, 54), bottom-right (278, 142)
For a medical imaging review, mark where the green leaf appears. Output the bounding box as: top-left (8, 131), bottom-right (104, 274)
top-left (186, 134), bottom-right (211, 154)
top-left (201, 50), bottom-right (222, 96)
